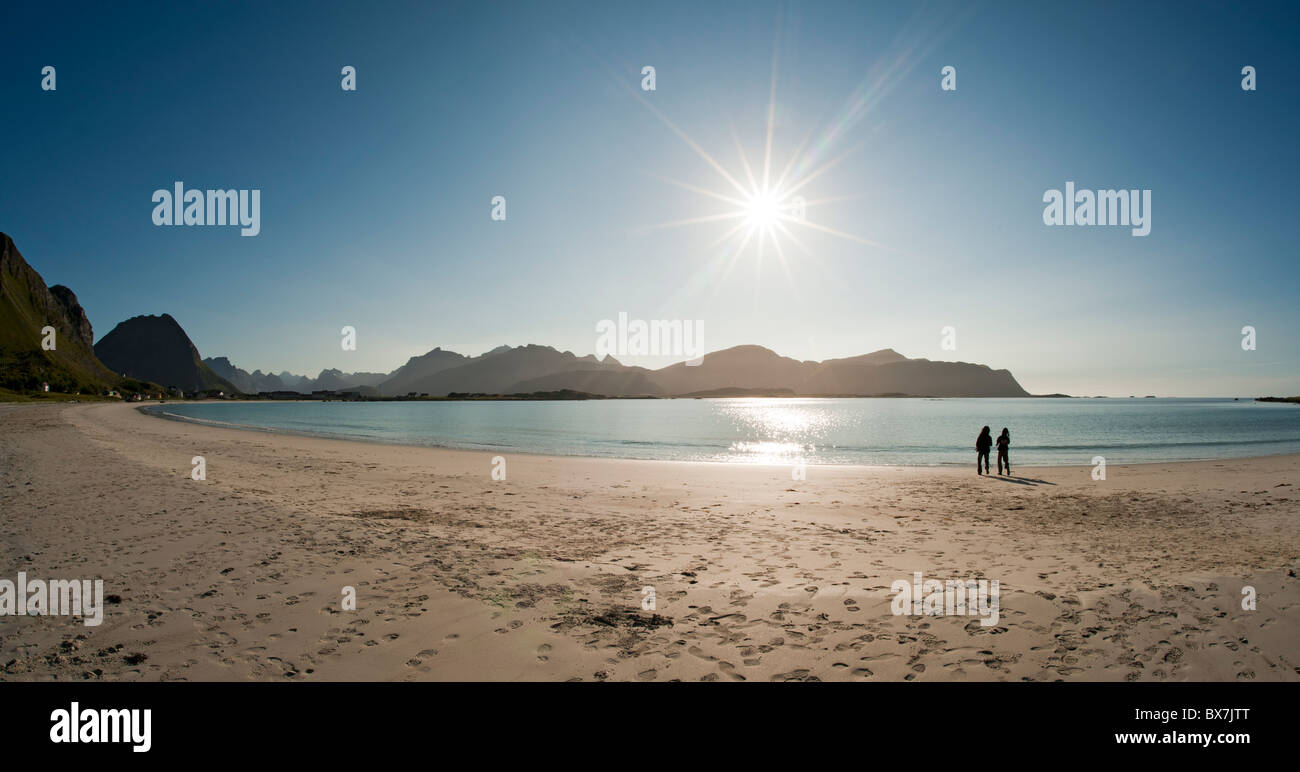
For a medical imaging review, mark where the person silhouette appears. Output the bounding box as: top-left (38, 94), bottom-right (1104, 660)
top-left (975, 426), bottom-right (992, 475)
top-left (996, 428), bottom-right (1011, 476)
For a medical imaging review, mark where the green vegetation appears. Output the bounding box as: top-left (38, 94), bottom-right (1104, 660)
top-left (0, 292), bottom-right (115, 395)
top-left (0, 387), bottom-right (118, 403)
top-left (1, 233), bottom-right (123, 395)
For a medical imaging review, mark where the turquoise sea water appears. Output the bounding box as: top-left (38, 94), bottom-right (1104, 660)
top-left (144, 397), bottom-right (1300, 467)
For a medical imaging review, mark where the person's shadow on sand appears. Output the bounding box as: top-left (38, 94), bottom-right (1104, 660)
top-left (988, 475), bottom-right (1056, 486)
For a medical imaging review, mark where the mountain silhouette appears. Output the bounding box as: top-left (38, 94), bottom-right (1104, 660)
top-left (378, 347), bottom-right (469, 395)
top-left (206, 341), bottom-right (1031, 398)
top-left (96, 314), bottom-right (236, 393)
top-left (525, 344), bottom-right (1028, 397)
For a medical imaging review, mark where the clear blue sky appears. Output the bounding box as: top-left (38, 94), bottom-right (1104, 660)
top-left (2, 0), bottom-right (1296, 396)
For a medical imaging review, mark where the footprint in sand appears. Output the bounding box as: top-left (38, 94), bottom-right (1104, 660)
top-left (687, 645), bottom-right (717, 661)
top-left (770, 669), bottom-right (814, 682)
top-left (718, 662), bottom-right (745, 681)
top-left (537, 643), bottom-right (552, 662)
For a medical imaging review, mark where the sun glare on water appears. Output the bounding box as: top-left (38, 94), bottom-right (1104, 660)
top-left (722, 399), bottom-right (831, 464)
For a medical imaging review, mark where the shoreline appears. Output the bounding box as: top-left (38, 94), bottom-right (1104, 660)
top-left (2, 401), bottom-right (1296, 682)
top-left (136, 400), bottom-right (1300, 472)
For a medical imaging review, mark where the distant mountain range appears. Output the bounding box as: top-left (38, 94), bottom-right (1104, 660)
top-left (204, 357), bottom-right (388, 396)
top-left (201, 340), bottom-right (1029, 398)
top-left (199, 341), bottom-right (1029, 399)
top-left (0, 232), bottom-right (1033, 399)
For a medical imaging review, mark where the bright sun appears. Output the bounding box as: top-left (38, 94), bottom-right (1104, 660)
top-left (634, 111), bottom-right (883, 265)
top-left (629, 41), bottom-right (888, 267)
top-left (743, 189), bottom-right (782, 230)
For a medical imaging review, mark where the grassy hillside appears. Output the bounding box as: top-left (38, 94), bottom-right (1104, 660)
top-left (0, 233), bottom-right (121, 393)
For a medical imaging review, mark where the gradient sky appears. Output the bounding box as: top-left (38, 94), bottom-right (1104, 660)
top-left (2, 0), bottom-right (1297, 396)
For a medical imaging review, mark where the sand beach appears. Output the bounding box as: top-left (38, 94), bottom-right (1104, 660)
top-left (1, 401), bottom-right (1296, 682)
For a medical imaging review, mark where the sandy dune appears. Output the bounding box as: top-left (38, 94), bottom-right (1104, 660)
top-left (1, 401), bottom-right (1296, 681)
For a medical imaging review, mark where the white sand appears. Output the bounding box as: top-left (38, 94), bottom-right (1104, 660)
top-left (1, 401), bottom-right (1296, 681)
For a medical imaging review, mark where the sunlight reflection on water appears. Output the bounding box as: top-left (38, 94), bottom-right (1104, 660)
top-left (719, 398), bottom-right (839, 463)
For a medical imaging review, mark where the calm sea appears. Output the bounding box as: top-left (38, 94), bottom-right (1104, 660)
top-left (143, 397), bottom-right (1300, 467)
